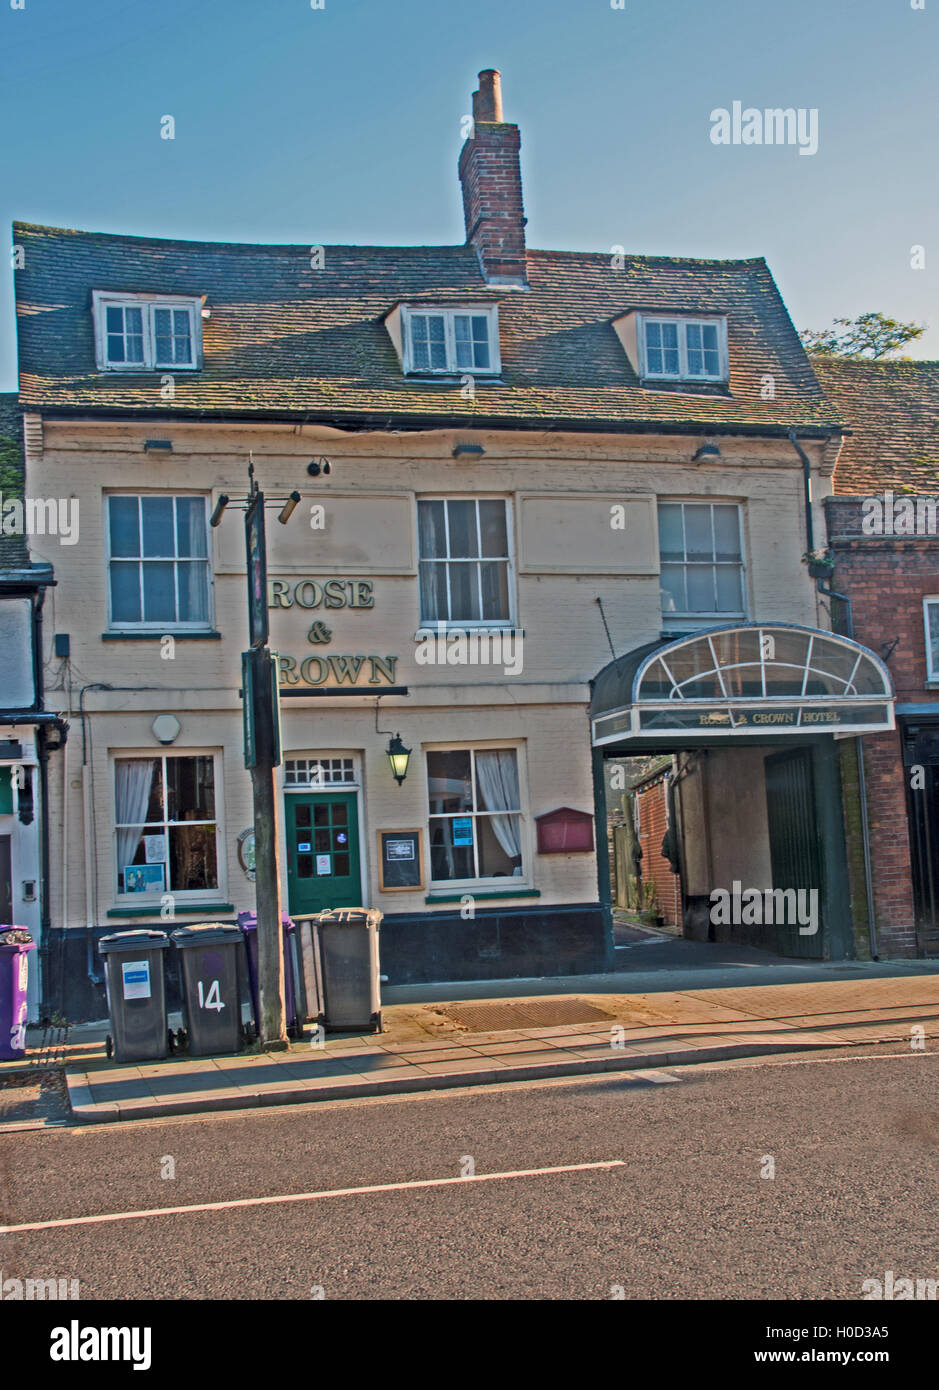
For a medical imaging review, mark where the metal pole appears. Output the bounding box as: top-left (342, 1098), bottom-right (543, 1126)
top-left (250, 752), bottom-right (287, 1048)
top-left (242, 479), bottom-right (287, 1049)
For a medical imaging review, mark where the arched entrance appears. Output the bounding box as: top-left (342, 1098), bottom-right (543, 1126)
top-left (591, 624), bottom-right (894, 960)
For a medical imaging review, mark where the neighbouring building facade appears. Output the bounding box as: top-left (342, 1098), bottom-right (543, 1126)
top-left (13, 70), bottom-right (899, 1019)
top-left (817, 358), bottom-right (939, 960)
top-left (0, 394), bottom-right (64, 1021)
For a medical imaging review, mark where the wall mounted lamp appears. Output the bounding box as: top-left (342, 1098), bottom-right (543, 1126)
top-left (386, 733), bottom-right (412, 786)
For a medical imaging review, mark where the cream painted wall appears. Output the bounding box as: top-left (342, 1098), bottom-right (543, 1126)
top-left (25, 418), bottom-right (826, 928)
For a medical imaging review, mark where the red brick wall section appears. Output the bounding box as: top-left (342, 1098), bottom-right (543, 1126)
top-left (825, 499), bottom-right (937, 957)
top-left (860, 731), bottom-right (917, 957)
top-left (635, 779), bottom-right (682, 928)
top-left (458, 122), bottom-right (527, 283)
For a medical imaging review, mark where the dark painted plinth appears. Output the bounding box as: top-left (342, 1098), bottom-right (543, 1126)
top-left (377, 902), bottom-right (612, 985)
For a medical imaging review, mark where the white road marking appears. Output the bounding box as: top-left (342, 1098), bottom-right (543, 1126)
top-left (0, 1160), bottom-right (626, 1235)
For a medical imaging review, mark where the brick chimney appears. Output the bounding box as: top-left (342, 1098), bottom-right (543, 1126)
top-left (459, 69), bottom-right (528, 286)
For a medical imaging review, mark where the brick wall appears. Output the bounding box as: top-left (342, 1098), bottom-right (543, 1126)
top-left (825, 496), bottom-right (939, 956)
top-left (635, 777), bottom-right (682, 927)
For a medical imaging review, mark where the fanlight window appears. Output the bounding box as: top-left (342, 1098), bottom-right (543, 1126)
top-left (636, 627), bottom-right (890, 704)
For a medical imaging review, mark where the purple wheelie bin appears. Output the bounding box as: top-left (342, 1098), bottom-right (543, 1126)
top-left (237, 911), bottom-right (302, 1038)
top-left (0, 928), bottom-right (36, 1061)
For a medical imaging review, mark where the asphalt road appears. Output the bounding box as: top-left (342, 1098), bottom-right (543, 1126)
top-left (1, 1048), bottom-right (937, 1301)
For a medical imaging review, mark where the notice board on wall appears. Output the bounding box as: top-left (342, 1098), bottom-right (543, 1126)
top-left (377, 829), bottom-right (424, 891)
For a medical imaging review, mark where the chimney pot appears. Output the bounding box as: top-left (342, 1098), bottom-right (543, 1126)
top-left (476, 69), bottom-right (503, 123)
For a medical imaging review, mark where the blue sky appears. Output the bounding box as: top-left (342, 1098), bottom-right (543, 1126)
top-left (2, 0), bottom-right (936, 389)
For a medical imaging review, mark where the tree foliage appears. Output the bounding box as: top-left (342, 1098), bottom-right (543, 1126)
top-left (800, 312), bottom-right (925, 361)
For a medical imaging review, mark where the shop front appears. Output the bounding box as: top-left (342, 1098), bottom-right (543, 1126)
top-left (592, 623), bottom-right (895, 960)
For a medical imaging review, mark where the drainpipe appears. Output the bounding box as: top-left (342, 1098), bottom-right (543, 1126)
top-left (79, 683), bottom-right (112, 987)
top-left (815, 577), bottom-right (878, 960)
top-left (788, 428), bottom-right (815, 555)
top-left (33, 586), bottom-right (52, 1017)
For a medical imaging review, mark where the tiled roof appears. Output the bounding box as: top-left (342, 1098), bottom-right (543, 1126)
top-left (0, 391), bottom-right (27, 570)
top-left (14, 222), bottom-right (841, 433)
top-left (812, 357), bottom-right (939, 493)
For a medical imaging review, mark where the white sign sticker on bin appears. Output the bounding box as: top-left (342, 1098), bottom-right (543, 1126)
top-left (121, 959), bottom-right (152, 1000)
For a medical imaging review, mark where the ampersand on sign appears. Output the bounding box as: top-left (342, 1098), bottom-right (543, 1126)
top-left (308, 621), bottom-right (332, 644)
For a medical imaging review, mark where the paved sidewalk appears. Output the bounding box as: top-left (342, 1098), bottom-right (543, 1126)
top-left (56, 970), bottom-right (939, 1124)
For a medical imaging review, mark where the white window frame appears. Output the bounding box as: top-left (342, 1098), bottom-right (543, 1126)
top-left (417, 495), bottom-right (515, 628)
top-left (924, 598), bottom-right (939, 681)
top-left (401, 304), bottom-right (501, 376)
top-left (105, 493), bottom-right (215, 632)
top-left (424, 742), bottom-right (530, 890)
top-left (93, 290), bottom-right (202, 371)
top-left (112, 750), bottom-right (224, 906)
top-left (658, 499), bottom-right (747, 626)
top-left (639, 314), bottom-right (728, 383)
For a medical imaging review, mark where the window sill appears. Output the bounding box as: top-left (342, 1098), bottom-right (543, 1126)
top-left (97, 365), bottom-right (201, 374)
top-left (404, 372), bottom-right (503, 383)
top-left (424, 888), bottom-right (540, 904)
top-left (106, 902), bottom-right (234, 918)
top-left (413, 626), bottom-right (523, 638)
top-left (102, 630), bottom-right (221, 641)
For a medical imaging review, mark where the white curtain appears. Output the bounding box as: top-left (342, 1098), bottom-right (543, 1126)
top-left (180, 498), bottom-right (208, 623)
top-left (418, 501), bottom-right (447, 622)
top-left (116, 759), bottom-right (156, 882)
top-left (475, 750), bottom-right (523, 873)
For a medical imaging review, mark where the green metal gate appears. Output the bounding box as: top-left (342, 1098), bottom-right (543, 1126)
top-left (765, 747), bottom-right (824, 959)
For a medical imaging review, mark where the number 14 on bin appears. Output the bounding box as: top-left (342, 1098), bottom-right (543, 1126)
top-left (197, 979), bottom-right (225, 1011)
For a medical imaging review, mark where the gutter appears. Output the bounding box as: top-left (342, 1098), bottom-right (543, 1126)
top-left (26, 404), bottom-right (844, 441)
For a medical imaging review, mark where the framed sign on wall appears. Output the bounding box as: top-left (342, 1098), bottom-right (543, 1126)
top-left (377, 829), bottom-right (424, 892)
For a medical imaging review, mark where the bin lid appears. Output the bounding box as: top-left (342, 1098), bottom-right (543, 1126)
top-left (99, 929), bottom-right (170, 954)
top-left (171, 923), bottom-right (244, 947)
top-left (236, 911), bottom-right (294, 930)
top-left (0, 927), bottom-right (35, 948)
top-left (317, 908), bottom-right (383, 928)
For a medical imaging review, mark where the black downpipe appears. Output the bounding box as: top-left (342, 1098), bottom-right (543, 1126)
top-left (788, 427), bottom-right (815, 555)
top-left (33, 587), bottom-right (53, 1017)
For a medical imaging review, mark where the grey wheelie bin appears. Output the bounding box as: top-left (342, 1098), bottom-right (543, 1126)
top-left (98, 929), bottom-right (171, 1062)
top-left (311, 908), bottom-right (383, 1032)
top-left (171, 923), bottom-right (244, 1056)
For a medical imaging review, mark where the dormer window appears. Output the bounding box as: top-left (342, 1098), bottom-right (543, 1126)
top-left (93, 292), bottom-right (202, 371)
top-left (612, 311), bottom-right (728, 385)
top-left (388, 304), bottom-right (500, 376)
top-left (641, 316), bottom-right (726, 382)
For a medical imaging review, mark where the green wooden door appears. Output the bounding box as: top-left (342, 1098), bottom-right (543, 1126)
top-left (765, 748), bottom-right (824, 959)
top-left (285, 792), bottom-right (361, 916)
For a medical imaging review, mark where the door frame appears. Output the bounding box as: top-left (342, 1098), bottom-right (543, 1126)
top-left (278, 751), bottom-right (367, 912)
